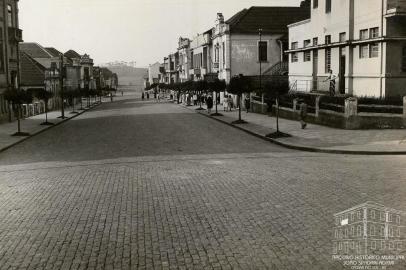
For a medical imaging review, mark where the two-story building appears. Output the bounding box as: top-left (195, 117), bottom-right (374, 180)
top-left (210, 3), bottom-right (310, 84)
top-left (177, 37), bottom-right (191, 83)
top-left (0, 0), bottom-right (23, 122)
top-left (288, 0), bottom-right (406, 97)
top-left (190, 29), bottom-right (212, 81)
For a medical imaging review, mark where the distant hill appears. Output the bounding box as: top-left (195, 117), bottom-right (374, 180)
top-left (102, 64), bottom-right (148, 90)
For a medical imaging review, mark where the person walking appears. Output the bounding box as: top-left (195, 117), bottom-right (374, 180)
top-left (244, 95), bottom-right (250, 113)
top-left (142, 92), bottom-right (145, 100)
top-left (146, 92), bottom-right (150, 99)
top-left (206, 94), bottom-right (213, 114)
top-left (193, 93), bottom-right (198, 106)
top-left (299, 99), bottom-right (308, 129)
top-left (223, 96), bottom-right (228, 112)
top-left (324, 69), bottom-right (337, 96)
top-left (227, 95), bottom-right (233, 112)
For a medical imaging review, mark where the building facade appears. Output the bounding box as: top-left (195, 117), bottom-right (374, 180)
top-left (177, 37), bottom-right (191, 82)
top-left (190, 30), bottom-right (212, 81)
top-left (148, 62), bottom-right (162, 85)
top-left (0, 0), bottom-right (23, 122)
top-left (333, 202), bottom-right (405, 255)
top-left (210, 4), bottom-right (310, 84)
top-left (288, 0), bottom-right (406, 97)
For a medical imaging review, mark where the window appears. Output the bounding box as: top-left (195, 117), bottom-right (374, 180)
top-left (396, 215), bottom-right (401, 224)
top-left (339, 32), bottom-right (346, 43)
top-left (370, 27), bottom-right (379, 38)
top-left (325, 48), bottom-right (331, 72)
top-left (304, 51), bottom-right (311, 62)
top-left (380, 212), bottom-right (385, 221)
top-left (402, 47), bottom-right (406, 72)
top-left (291, 52), bottom-right (298, 63)
top-left (369, 43), bottom-right (379, 58)
top-left (0, 41), bottom-right (4, 73)
top-left (360, 45), bottom-right (369, 58)
top-left (313, 37), bottom-right (318, 46)
top-left (7, 5), bottom-right (12, 27)
top-left (304, 39), bottom-right (311, 47)
top-left (313, 0), bottom-right (318, 8)
top-left (326, 0), bottom-right (331, 13)
top-left (291, 42), bottom-right (298, 50)
top-left (357, 226), bottom-right (362, 236)
top-left (370, 225), bottom-right (375, 236)
top-left (360, 29), bottom-right (369, 40)
top-left (371, 241), bottom-right (376, 250)
top-left (357, 211), bottom-right (361, 220)
top-left (351, 226), bottom-right (355, 236)
top-left (398, 242), bottom-right (403, 250)
top-left (380, 226), bottom-right (385, 237)
top-left (371, 210), bottom-right (376, 219)
top-left (325, 35), bottom-right (331, 44)
top-left (258, 41), bottom-right (267, 62)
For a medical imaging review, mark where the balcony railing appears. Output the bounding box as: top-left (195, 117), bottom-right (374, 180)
top-left (8, 27), bottom-right (23, 43)
top-left (387, 0), bottom-right (406, 16)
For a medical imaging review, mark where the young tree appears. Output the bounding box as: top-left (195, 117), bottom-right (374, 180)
top-left (4, 88), bottom-right (33, 136)
top-left (31, 88), bottom-right (55, 125)
top-left (208, 79), bottom-right (226, 116)
top-left (227, 75), bottom-right (252, 124)
top-left (261, 77), bottom-right (290, 137)
top-left (66, 88), bottom-right (79, 114)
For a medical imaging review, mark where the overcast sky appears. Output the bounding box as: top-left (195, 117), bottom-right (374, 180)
top-left (20, 0), bottom-right (301, 67)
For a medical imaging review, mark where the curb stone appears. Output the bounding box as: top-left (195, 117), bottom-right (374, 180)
top-left (0, 102), bottom-right (102, 154)
top-left (180, 104), bottom-right (406, 156)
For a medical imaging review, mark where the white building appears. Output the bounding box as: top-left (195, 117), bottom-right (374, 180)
top-left (177, 37), bottom-right (191, 83)
top-left (190, 30), bottom-right (212, 81)
top-left (287, 0), bottom-right (406, 97)
top-left (148, 62), bottom-right (162, 85)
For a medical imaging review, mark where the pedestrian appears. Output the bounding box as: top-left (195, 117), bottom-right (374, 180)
top-left (121, 91), bottom-right (123, 96)
top-left (244, 95), bottom-right (250, 113)
top-left (324, 69), bottom-right (337, 96)
top-left (157, 93), bottom-right (161, 103)
top-left (146, 92), bottom-right (150, 99)
top-left (142, 92), bottom-right (145, 100)
top-left (193, 93), bottom-right (198, 106)
top-left (227, 95), bottom-right (233, 111)
top-left (223, 96), bottom-right (228, 112)
top-left (206, 94), bottom-right (213, 114)
top-left (299, 99), bottom-right (308, 129)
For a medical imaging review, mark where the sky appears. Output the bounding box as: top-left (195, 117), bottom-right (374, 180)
top-left (20, 0), bottom-right (301, 67)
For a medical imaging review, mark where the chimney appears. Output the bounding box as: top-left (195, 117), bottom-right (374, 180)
top-left (217, 13), bottom-right (224, 24)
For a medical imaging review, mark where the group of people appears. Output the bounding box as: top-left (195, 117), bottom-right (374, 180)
top-left (141, 91), bottom-right (166, 102)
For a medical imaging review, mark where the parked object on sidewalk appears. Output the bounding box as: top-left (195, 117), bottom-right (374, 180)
top-left (245, 95), bottom-right (250, 113)
top-left (299, 99), bottom-right (308, 129)
top-left (206, 95), bottom-right (213, 114)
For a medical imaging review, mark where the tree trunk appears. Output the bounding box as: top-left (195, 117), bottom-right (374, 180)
top-left (45, 101), bottom-right (48, 123)
top-left (276, 97), bottom-right (280, 133)
top-left (215, 92), bottom-right (218, 114)
top-left (17, 104), bottom-right (21, 133)
top-left (238, 94), bottom-right (242, 121)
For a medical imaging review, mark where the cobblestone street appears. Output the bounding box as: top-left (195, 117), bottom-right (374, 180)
top-left (0, 95), bottom-right (405, 269)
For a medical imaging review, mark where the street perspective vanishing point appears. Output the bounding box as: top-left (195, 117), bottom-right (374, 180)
top-left (0, 0), bottom-right (406, 269)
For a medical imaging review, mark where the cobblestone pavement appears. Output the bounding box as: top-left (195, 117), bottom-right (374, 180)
top-left (0, 95), bottom-right (405, 269)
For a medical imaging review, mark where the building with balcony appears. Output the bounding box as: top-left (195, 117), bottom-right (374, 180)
top-left (333, 201), bottom-right (405, 255)
top-left (0, 0), bottom-right (23, 122)
top-left (168, 53), bottom-right (179, 84)
top-left (177, 37), bottom-right (191, 82)
top-left (210, 2), bottom-right (310, 83)
top-left (190, 30), bottom-right (212, 81)
top-left (288, 0), bottom-right (406, 97)
top-left (64, 50), bottom-right (96, 90)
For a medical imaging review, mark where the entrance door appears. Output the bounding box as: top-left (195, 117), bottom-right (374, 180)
top-left (312, 50), bottom-right (318, 91)
top-left (339, 48), bottom-right (346, 94)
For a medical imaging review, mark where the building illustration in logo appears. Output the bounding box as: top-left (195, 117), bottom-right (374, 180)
top-left (333, 202), bottom-right (405, 255)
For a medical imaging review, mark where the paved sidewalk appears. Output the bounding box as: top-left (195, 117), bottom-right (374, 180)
top-left (183, 103), bottom-right (406, 154)
top-left (0, 102), bottom-right (102, 153)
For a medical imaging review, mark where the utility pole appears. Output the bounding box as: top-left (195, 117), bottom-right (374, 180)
top-left (259, 28), bottom-right (263, 93)
top-left (59, 53), bottom-right (66, 118)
